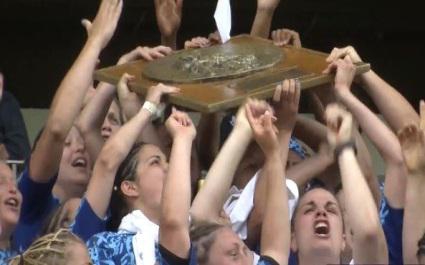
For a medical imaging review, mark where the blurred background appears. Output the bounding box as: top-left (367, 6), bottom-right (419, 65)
top-left (0, 0), bottom-right (423, 108)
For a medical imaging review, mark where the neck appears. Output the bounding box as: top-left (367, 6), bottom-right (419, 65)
top-left (132, 203), bottom-right (160, 225)
top-left (0, 227), bottom-right (12, 250)
top-left (298, 252), bottom-right (340, 265)
top-left (52, 182), bottom-right (85, 201)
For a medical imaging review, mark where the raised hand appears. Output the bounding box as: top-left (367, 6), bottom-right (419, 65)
top-left (145, 83), bottom-right (180, 106)
top-left (86, 0), bottom-right (123, 49)
top-left (326, 46), bottom-right (363, 64)
top-left (325, 103), bottom-right (354, 148)
top-left (117, 46), bottom-right (172, 65)
top-left (245, 99), bottom-right (279, 154)
top-left (273, 79), bottom-right (300, 131)
top-left (398, 100), bottom-right (425, 174)
top-left (165, 107), bottom-right (197, 141)
top-left (323, 56), bottom-right (356, 98)
top-left (155, 0), bottom-right (183, 39)
top-left (271, 29), bottom-right (302, 48)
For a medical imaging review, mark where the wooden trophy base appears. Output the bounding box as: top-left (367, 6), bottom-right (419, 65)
top-left (94, 35), bottom-right (370, 113)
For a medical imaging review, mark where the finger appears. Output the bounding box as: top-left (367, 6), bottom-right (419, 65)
top-left (322, 61), bottom-right (337, 74)
top-left (288, 79), bottom-right (296, 102)
top-left (282, 79), bottom-right (290, 100)
top-left (141, 48), bottom-right (154, 61)
top-left (294, 79), bottom-right (301, 105)
top-left (81, 19), bottom-right (92, 34)
top-left (150, 50), bottom-right (166, 59)
top-left (245, 102), bottom-right (256, 126)
top-left (156, 45), bottom-right (173, 55)
top-left (420, 100), bottom-right (425, 131)
top-left (326, 48), bottom-right (338, 62)
top-left (273, 84), bottom-right (282, 102)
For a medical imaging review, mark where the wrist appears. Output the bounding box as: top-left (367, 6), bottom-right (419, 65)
top-left (256, 5), bottom-right (277, 14)
top-left (334, 140), bottom-right (357, 158)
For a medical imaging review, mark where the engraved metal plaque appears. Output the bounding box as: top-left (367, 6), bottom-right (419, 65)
top-left (143, 41), bottom-right (283, 83)
top-left (94, 35), bottom-right (370, 113)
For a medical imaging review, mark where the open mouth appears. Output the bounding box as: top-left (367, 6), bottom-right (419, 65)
top-left (72, 157), bottom-right (87, 168)
top-left (314, 220), bottom-right (330, 237)
top-left (4, 197), bottom-right (19, 210)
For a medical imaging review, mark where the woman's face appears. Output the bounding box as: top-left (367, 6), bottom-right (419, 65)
top-left (58, 126), bottom-right (92, 192)
top-left (206, 227), bottom-right (253, 265)
top-left (134, 144), bottom-right (168, 211)
top-left (292, 188), bottom-right (345, 259)
top-left (0, 163), bottom-right (22, 232)
top-left (101, 101), bottom-right (122, 140)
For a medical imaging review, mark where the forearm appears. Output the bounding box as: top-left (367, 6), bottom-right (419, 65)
top-left (287, 154), bottom-right (332, 188)
top-left (47, 39), bottom-right (102, 139)
top-left (161, 137), bottom-right (192, 229)
top-left (85, 108), bottom-right (152, 218)
top-left (261, 150), bottom-right (290, 264)
top-left (403, 175), bottom-right (425, 264)
top-left (339, 148), bottom-right (386, 262)
top-left (294, 115), bottom-right (327, 151)
top-left (78, 82), bottom-right (116, 134)
top-left (191, 127), bottom-right (252, 222)
top-left (359, 70), bottom-right (419, 132)
top-left (161, 35), bottom-right (177, 50)
top-left (338, 90), bottom-right (404, 164)
top-left (250, 9), bottom-right (275, 39)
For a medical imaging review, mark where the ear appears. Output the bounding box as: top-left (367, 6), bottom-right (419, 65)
top-left (290, 231), bottom-right (298, 252)
top-left (121, 180), bottom-right (140, 198)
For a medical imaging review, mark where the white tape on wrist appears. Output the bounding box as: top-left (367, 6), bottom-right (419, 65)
top-left (142, 101), bottom-right (157, 116)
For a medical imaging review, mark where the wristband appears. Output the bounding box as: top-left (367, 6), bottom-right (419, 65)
top-left (142, 101), bottom-right (157, 116)
top-left (334, 140), bottom-right (357, 157)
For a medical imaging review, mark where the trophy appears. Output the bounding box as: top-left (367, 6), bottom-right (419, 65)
top-left (94, 35), bottom-right (369, 113)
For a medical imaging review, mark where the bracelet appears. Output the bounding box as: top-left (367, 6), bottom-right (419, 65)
top-left (142, 101), bottom-right (157, 116)
top-left (334, 140), bottom-right (357, 157)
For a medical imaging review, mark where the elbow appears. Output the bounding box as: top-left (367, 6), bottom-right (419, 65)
top-left (45, 121), bottom-right (68, 142)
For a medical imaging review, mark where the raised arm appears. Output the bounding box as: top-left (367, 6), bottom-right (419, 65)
top-left (325, 56), bottom-right (407, 208)
top-left (191, 101), bottom-right (272, 223)
top-left (77, 45), bottom-right (172, 162)
top-left (85, 75), bottom-right (179, 219)
top-left (246, 79), bottom-right (299, 247)
top-left (29, 0), bottom-right (122, 182)
top-left (398, 101), bottom-right (425, 264)
top-left (326, 46), bottom-right (419, 132)
top-left (154, 0), bottom-right (183, 50)
top-left (246, 100), bottom-right (290, 264)
top-left (326, 104), bottom-right (388, 264)
top-left (159, 108), bottom-right (196, 258)
top-left (250, 0), bottom-right (280, 38)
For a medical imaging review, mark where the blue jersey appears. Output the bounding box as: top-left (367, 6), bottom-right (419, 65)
top-left (380, 196), bottom-right (403, 265)
top-left (71, 198), bottom-right (108, 242)
top-left (13, 165), bottom-right (59, 251)
top-left (0, 248), bottom-right (18, 264)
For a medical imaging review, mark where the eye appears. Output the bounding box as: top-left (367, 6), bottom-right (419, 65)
top-left (327, 207), bottom-right (338, 214)
top-left (304, 208), bottom-right (314, 214)
top-left (150, 158), bottom-right (160, 166)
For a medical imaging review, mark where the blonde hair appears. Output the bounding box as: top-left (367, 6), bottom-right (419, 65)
top-left (8, 229), bottom-right (87, 265)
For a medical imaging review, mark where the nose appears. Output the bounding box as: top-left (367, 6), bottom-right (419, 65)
top-left (102, 119), bottom-right (112, 132)
top-left (315, 208), bottom-right (327, 218)
top-left (73, 137), bottom-right (86, 153)
top-left (8, 181), bottom-right (18, 194)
